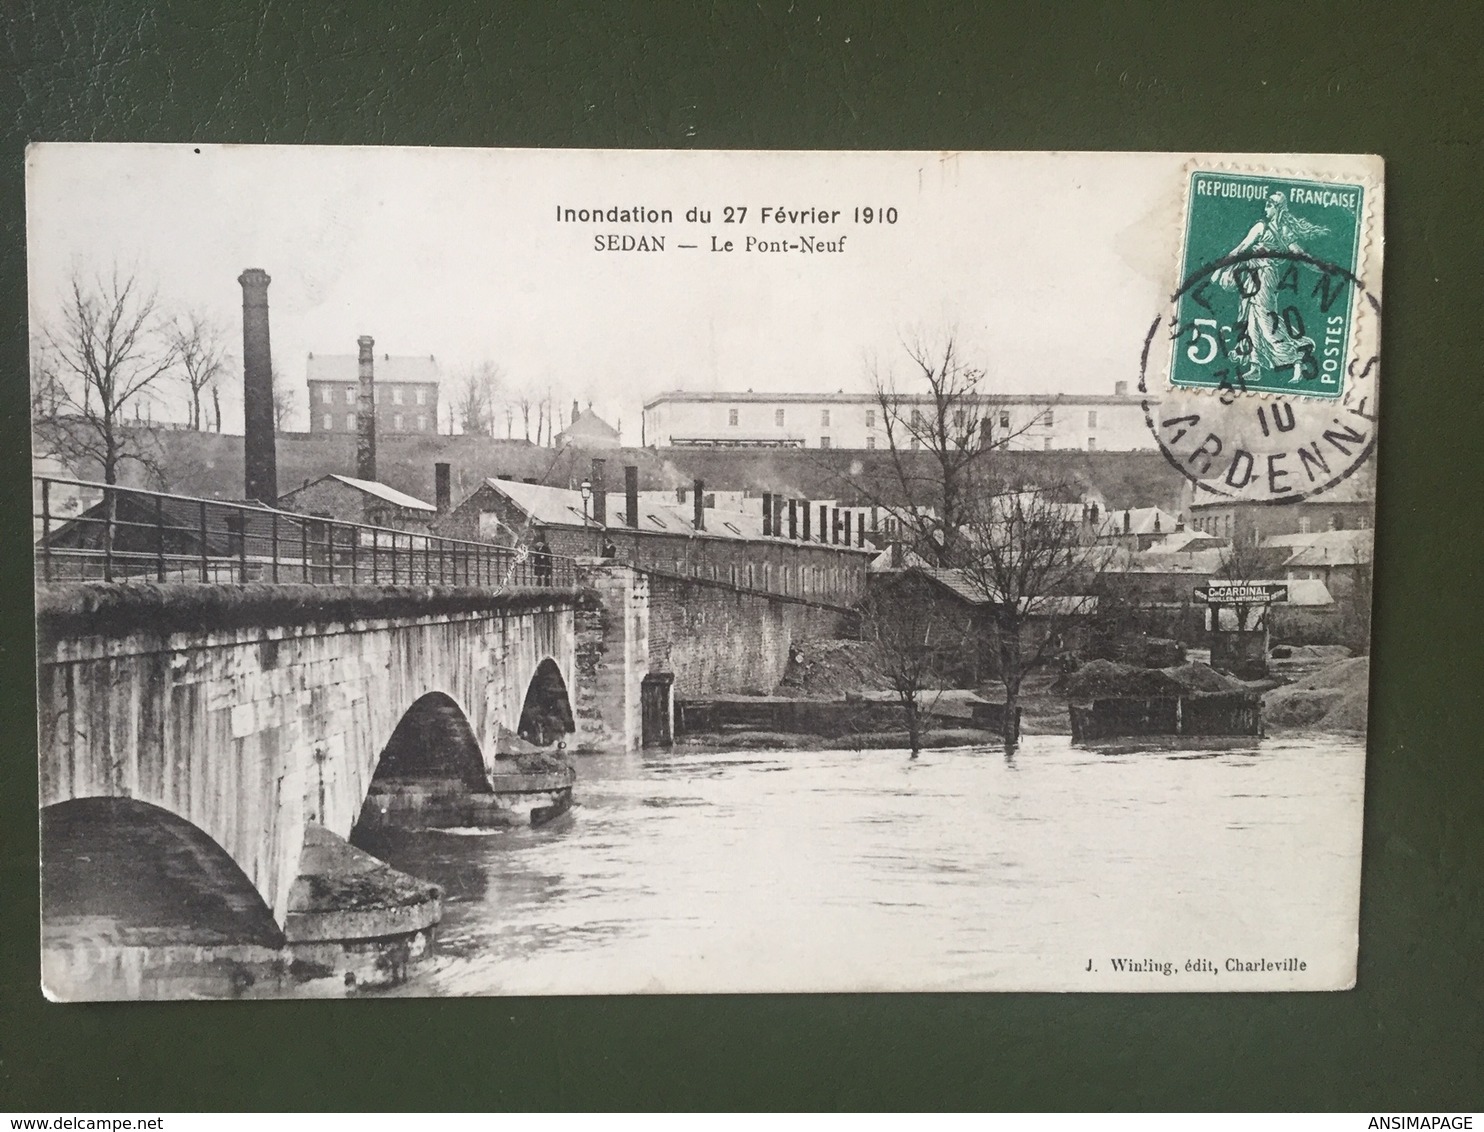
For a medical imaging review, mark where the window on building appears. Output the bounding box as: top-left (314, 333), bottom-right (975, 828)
top-left (320, 387), bottom-right (332, 405)
top-left (1299, 515), bottom-right (1311, 534)
top-left (910, 408), bottom-right (923, 427)
top-left (821, 409), bottom-right (831, 427)
top-left (1043, 437), bottom-right (1052, 450)
top-left (1087, 437), bottom-right (1097, 451)
top-left (392, 387), bottom-right (404, 406)
top-left (865, 409), bottom-right (875, 427)
top-left (393, 413), bottom-right (404, 430)
top-left (911, 437), bottom-right (921, 450)
top-left (999, 411), bottom-right (1010, 429)
top-left (346, 388), bottom-right (355, 404)
top-left (322, 413), bottom-right (333, 429)
top-left (417, 415), bottom-right (428, 431)
top-left (866, 436), bottom-right (875, 450)
top-left (1088, 410), bottom-right (1098, 428)
top-left (346, 414), bottom-right (356, 430)
top-left (820, 436), bottom-right (831, 449)
top-left (1043, 410), bottom-right (1055, 426)
top-left (775, 408), bottom-right (785, 427)
top-left (953, 409), bottom-right (966, 428)
top-left (728, 408), bottom-right (739, 426)
top-left (416, 388), bottom-right (427, 406)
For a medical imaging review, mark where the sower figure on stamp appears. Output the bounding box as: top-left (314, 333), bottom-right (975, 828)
top-left (1216, 192), bottom-right (1329, 383)
top-left (531, 529), bottom-right (552, 586)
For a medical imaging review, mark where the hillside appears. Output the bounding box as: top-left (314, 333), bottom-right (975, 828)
top-left (40, 426), bottom-right (1189, 513)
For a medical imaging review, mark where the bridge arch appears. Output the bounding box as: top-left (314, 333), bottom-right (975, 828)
top-left (368, 691), bottom-right (490, 790)
top-left (516, 657), bottom-right (576, 747)
top-left (41, 797), bottom-right (283, 953)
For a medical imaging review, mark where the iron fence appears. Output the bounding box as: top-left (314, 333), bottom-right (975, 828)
top-left (33, 476), bottom-right (575, 589)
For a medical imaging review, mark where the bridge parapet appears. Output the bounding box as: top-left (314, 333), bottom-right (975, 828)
top-left (34, 475), bottom-right (578, 589)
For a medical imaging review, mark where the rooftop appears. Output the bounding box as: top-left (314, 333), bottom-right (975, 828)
top-left (1283, 528), bottom-right (1374, 568)
top-left (644, 388), bottom-right (1153, 410)
top-left (307, 353), bottom-right (439, 386)
top-left (318, 474), bottom-right (437, 512)
top-left (474, 477), bottom-right (871, 549)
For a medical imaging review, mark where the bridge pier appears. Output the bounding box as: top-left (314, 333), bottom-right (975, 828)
top-left (573, 561), bottom-right (650, 752)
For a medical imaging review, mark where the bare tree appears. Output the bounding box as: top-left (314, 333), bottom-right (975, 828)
top-left (33, 268), bottom-right (180, 485)
top-left (208, 376), bottom-right (225, 432)
top-left (860, 333), bottom-right (1044, 566)
top-left (272, 380), bottom-right (295, 431)
top-left (859, 576), bottom-right (975, 758)
top-left (455, 361), bottom-right (502, 436)
top-left (958, 485), bottom-right (1107, 754)
top-left (170, 311), bottom-right (229, 430)
top-left (518, 392), bottom-right (533, 441)
top-left (1214, 529), bottom-right (1273, 632)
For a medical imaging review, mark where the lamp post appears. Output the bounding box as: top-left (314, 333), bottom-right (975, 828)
top-left (580, 478), bottom-right (593, 553)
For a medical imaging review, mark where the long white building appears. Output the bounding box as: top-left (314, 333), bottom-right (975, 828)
top-left (642, 382), bottom-right (1156, 451)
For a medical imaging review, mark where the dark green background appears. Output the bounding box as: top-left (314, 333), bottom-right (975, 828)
top-left (3, 1), bottom-right (1481, 1112)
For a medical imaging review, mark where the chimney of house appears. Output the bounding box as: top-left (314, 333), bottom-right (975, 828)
top-left (591, 458), bottom-right (606, 525)
top-left (238, 268), bottom-right (277, 503)
top-left (1123, 509), bottom-right (1132, 534)
top-left (693, 478), bottom-right (705, 531)
top-left (788, 498), bottom-right (798, 540)
top-left (624, 466), bottom-right (639, 528)
top-left (434, 462), bottom-right (452, 512)
top-left (1115, 380), bottom-right (1129, 396)
top-left (1154, 512), bottom-right (1162, 532)
top-left (802, 499), bottom-right (811, 542)
top-left (891, 541), bottom-right (903, 568)
top-left (761, 492), bottom-right (773, 537)
top-left (572, 399), bottom-right (580, 424)
top-left (1176, 513), bottom-right (1185, 532)
top-left (844, 511), bottom-right (853, 547)
top-left (356, 335), bottom-right (377, 482)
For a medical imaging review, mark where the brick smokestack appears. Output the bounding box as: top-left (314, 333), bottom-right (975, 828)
top-left (625, 465), bottom-right (639, 528)
top-left (238, 268), bottom-right (277, 503)
top-left (591, 458), bottom-right (606, 525)
top-left (434, 462), bottom-right (451, 512)
top-left (356, 335), bottom-right (377, 482)
top-left (693, 479), bottom-right (705, 531)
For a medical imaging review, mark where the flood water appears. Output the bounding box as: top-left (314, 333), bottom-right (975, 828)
top-left (355, 733), bottom-right (1366, 995)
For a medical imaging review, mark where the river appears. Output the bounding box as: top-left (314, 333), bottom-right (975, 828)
top-left (354, 732), bottom-right (1365, 995)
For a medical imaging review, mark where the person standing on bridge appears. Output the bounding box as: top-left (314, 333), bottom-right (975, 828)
top-left (532, 530), bottom-right (552, 586)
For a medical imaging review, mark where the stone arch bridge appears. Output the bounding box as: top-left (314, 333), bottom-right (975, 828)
top-left (37, 583), bottom-right (581, 928)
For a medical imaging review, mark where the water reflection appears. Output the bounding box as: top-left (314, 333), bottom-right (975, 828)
top-left (373, 733), bottom-right (1363, 995)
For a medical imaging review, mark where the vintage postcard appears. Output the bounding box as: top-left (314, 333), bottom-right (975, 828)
top-left (27, 146), bottom-right (1381, 999)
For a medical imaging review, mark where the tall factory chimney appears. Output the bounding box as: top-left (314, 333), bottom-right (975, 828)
top-left (356, 335), bottom-right (377, 482)
top-left (238, 269), bottom-right (277, 503)
top-left (624, 465), bottom-right (639, 528)
top-left (591, 458), bottom-right (607, 525)
top-left (693, 479), bottom-right (705, 531)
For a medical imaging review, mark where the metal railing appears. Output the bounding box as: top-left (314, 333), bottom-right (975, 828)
top-left (33, 476), bottom-right (576, 589)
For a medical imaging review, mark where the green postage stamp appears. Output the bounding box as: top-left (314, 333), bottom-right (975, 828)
top-left (1170, 170), bottom-right (1367, 400)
